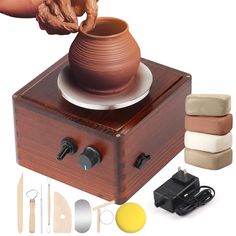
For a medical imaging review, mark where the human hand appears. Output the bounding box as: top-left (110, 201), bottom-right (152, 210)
top-left (36, 0), bottom-right (98, 35)
top-left (0, 0), bottom-right (43, 18)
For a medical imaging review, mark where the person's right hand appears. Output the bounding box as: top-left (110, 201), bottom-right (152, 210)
top-left (36, 0), bottom-right (98, 35)
top-left (36, 0), bottom-right (78, 35)
top-left (0, 0), bottom-right (43, 18)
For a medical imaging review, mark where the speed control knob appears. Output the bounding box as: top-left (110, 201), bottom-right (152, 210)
top-left (79, 146), bottom-right (101, 170)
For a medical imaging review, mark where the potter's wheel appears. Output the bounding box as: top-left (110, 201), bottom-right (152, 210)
top-left (57, 63), bottom-right (153, 110)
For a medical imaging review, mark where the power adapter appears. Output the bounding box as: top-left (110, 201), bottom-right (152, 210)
top-left (154, 167), bottom-right (215, 216)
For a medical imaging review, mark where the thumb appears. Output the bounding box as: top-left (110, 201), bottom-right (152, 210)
top-left (58, 0), bottom-right (77, 23)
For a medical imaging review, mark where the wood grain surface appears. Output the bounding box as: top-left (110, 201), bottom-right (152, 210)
top-left (13, 55), bottom-right (191, 203)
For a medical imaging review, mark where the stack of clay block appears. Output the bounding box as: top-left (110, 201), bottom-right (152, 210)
top-left (184, 94), bottom-right (233, 170)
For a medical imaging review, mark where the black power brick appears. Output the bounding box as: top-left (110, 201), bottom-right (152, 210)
top-left (154, 168), bottom-right (215, 216)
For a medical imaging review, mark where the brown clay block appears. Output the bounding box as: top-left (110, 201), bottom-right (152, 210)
top-left (185, 114), bottom-right (233, 135)
top-left (184, 148), bottom-right (233, 170)
top-left (185, 94), bottom-right (231, 116)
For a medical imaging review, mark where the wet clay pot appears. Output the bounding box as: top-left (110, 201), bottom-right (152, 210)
top-left (69, 17), bottom-right (141, 94)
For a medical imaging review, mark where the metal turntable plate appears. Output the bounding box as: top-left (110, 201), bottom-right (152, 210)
top-left (57, 63), bottom-right (153, 110)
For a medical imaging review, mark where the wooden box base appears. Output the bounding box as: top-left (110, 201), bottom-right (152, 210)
top-left (13, 55), bottom-right (191, 204)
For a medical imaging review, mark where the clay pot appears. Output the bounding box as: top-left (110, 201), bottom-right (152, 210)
top-left (69, 17), bottom-right (141, 94)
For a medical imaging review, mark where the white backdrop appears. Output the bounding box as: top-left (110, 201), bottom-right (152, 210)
top-left (0, 0), bottom-right (235, 235)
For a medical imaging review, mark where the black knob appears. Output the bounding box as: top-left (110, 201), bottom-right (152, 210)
top-left (134, 153), bottom-right (151, 169)
top-left (57, 137), bottom-right (77, 160)
top-left (79, 146), bottom-right (101, 170)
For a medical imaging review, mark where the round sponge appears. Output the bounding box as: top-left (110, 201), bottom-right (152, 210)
top-left (115, 202), bottom-right (146, 233)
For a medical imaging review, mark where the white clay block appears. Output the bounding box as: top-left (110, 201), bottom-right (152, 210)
top-left (184, 131), bottom-right (232, 153)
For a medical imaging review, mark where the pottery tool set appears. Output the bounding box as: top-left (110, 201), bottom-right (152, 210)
top-left (17, 176), bottom-right (73, 234)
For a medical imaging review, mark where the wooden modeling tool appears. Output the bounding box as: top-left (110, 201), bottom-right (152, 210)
top-left (97, 209), bottom-right (101, 233)
top-left (93, 200), bottom-right (115, 233)
top-left (40, 184), bottom-right (43, 233)
top-left (53, 192), bottom-right (72, 233)
top-left (17, 174), bottom-right (23, 233)
top-left (26, 189), bottom-right (38, 233)
top-left (47, 178), bottom-right (51, 233)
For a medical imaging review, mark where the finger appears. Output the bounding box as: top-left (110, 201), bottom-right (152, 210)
top-left (63, 21), bottom-right (79, 32)
top-left (47, 28), bottom-right (70, 35)
top-left (37, 3), bottom-right (73, 34)
top-left (83, 0), bottom-right (98, 31)
top-left (42, 19), bottom-right (71, 35)
top-left (36, 16), bottom-right (46, 30)
top-left (82, 14), bottom-right (97, 32)
top-left (36, 3), bottom-right (50, 24)
top-left (57, 0), bottom-right (77, 23)
top-left (45, 17), bottom-right (78, 34)
top-left (45, 0), bottom-right (64, 21)
top-left (72, 4), bottom-right (85, 16)
top-left (82, 21), bottom-right (95, 32)
top-left (85, 0), bottom-right (98, 19)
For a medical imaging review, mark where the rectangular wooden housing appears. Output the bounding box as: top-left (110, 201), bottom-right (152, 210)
top-left (13, 55), bottom-right (191, 204)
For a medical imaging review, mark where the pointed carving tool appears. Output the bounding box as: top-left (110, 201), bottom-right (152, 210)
top-left (17, 174), bottom-right (23, 233)
top-left (47, 178), bottom-right (51, 233)
top-left (40, 184), bottom-right (43, 233)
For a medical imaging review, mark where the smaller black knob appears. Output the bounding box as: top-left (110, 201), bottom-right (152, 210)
top-left (79, 146), bottom-right (101, 170)
top-left (57, 137), bottom-right (77, 161)
top-left (134, 153), bottom-right (151, 169)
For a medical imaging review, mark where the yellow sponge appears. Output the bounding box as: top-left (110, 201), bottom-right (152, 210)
top-left (115, 202), bottom-right (146, 233)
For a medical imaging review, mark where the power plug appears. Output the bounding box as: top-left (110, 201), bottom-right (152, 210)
top-left (154, 167), bottom-right (215, 216)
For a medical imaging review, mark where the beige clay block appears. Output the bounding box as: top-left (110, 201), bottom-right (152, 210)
top-left (185, 94), bottom-right (231, 116)
top-left (185, 148), bottom-right (233, 170)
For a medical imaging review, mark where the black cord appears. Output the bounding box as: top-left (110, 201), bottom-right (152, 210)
top-left (175, 186), bottom-right (215, 216)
